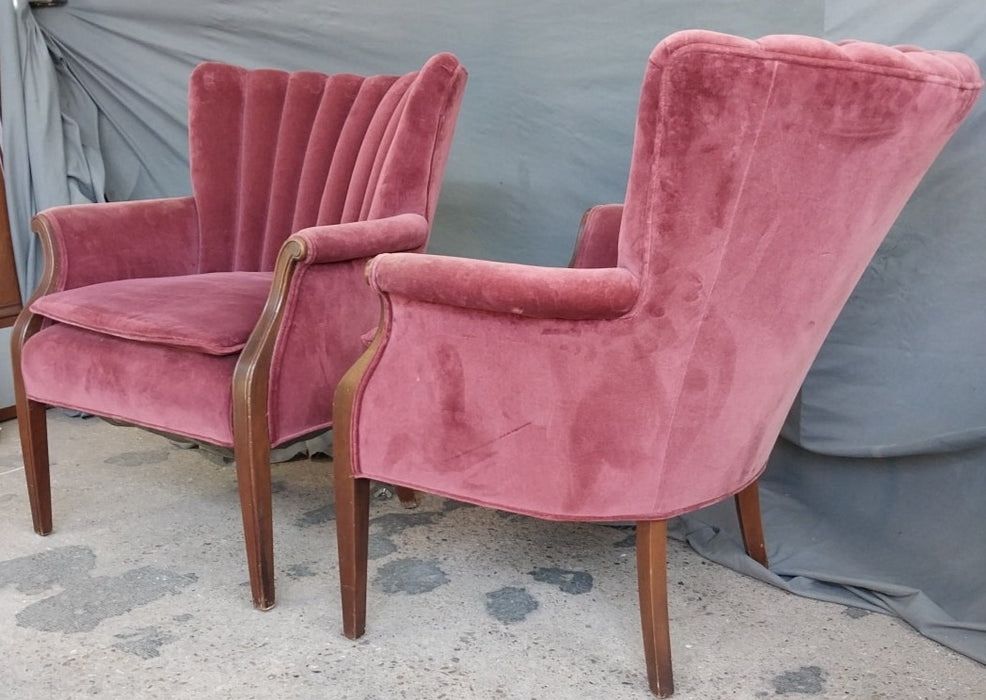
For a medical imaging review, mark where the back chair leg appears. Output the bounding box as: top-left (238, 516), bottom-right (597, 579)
top-left (395, 486), bottom-right (419, 508)
top-left (636, 520), bottom-right (675, 698)
top-left (335, 460), bottom-right (370, 639)
top-left (734, 480), bottom-right (768, 568)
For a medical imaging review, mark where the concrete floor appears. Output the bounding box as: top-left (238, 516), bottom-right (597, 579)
top-left (1, 411), bottom-right (983, 699)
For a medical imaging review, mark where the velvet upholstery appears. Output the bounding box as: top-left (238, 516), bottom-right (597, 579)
top-left (333, 31), bottom-right (980, 697)
top-left (12, 53), bottom-right (467, 608)
top-left (342, 33), bottom-right (981, 521)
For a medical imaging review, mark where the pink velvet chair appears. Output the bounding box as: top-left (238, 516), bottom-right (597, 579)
top-left (11, 53), bottom-right (467, 610)
top-left (333, 32), bottom-right (980, 696)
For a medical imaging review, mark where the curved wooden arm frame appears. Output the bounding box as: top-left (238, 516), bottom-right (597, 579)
top-left (11, 217), bottom-right (312, 610)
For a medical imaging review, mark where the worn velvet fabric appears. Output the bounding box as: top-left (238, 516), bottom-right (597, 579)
top-left (343, 31), bottom-right (981, 521)
top-left (21, 53), bottom-right (467, 448)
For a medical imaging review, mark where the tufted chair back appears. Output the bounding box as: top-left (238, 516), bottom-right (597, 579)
top-left (189, 53), bottom-right (464, 272)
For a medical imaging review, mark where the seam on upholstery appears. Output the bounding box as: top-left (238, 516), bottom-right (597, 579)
top-left (657, 41), bottom-right (981, 90)
top-left (653, 60), bottom-right (779, 502)
top-left (230, 72), bottom-right (248, 270)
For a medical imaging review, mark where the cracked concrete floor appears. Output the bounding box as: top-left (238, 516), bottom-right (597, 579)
top-left (1, 411), bottom-right (983, 699)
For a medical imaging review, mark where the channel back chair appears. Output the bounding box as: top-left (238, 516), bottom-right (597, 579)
top-left (333, 31), bottom-right (980, 696)
top-left (12, 53), bottom-right (467, 610)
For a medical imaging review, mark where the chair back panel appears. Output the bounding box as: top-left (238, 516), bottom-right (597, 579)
top-left (188, 54), bottom-right (465, 272)
top-left (615, 31), bottom-right (981, 511)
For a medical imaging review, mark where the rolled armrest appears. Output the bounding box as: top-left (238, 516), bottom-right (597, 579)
top-left (34, 196), bottom-right (199, 291)
top-left (569, 203), bottom-right (623, 269)
top-left (367, 252), bottom-right (639, 320)
top-left (291, 213), bottom-right (429, 265)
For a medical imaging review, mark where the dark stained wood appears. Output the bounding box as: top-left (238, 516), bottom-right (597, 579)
top-left (333, 323), bottom-right (384, 640)
top-left (0, 165), bottom-right (23, 327)
top-left (0, 405), bottom-right (16, 422)
top-left (636, 520), bottom-right (675, 697)
top-left (15, 398), bottom-right (50, 534)
top-left (395, 486), bottom-right (420, 508)
top-left (10, 214), bottom-right (61, 535)
top-left (734, 479), bottom-right (769, 568)
top-left (231, 236), bottom-right (309, 611)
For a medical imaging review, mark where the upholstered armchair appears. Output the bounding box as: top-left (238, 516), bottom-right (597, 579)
top-left (333, 32), bottom-right (980, 696)
top-left (11, 53), bottom-right (467, 610)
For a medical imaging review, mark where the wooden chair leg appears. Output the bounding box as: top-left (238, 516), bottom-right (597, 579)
top-left (233, 434), bottom-right (276, 610)
top-left (11, 310), bottom-right (53, 536)
top-left (395, 486), bottom-right (419, 509)
top-left (636, 520), bottom-right (675, 698)
top-left (734, 480), bottom-right (768, 568)
top-left (335, 455), bottom-right (369, 639)
top-left (17, 398), bottom-right (52, 535)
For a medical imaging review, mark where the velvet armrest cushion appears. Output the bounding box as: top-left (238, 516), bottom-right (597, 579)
top-left (569, 203), bottom-right (623, 269)
top-left (291, 213), bottom-right (430, 265)
top-left (33, 196), bottom-right (200, 291)
top-left (367, 252), bottom-right (639, 320)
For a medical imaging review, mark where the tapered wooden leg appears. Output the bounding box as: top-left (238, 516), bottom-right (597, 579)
top-left (636, 520), bottom-right (674, 698)
top-left (335, 456), bottom-right (369, 639)
top-left (17, 398), bottom-right (52, 535)
top-left (395, 486), bottom-right (419, 509)
top-left (233, 436), bottom-right (275, 610)
top-left (11, 310), bottom-right (53, 536)
top-left (734, 480), bottom-right (768, 568)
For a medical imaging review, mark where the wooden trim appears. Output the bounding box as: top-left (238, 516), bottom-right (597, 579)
top-left (230, 235), bottom-right (308, 610)
top-left (0, 165), bottom-right (23, 325)
top-left (0, 405), bottom-right (17, 422)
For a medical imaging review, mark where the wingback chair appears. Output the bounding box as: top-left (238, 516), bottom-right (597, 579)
top-left (11, 53), bottom-right (467, 610)
top-left (333, 32), bottom-right (980, 696)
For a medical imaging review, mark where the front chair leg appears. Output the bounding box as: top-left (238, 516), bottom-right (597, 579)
top-left (18, 398), bottom-right (52, 535)
top-left (636, 520), bottom-right (675, 697)
top-left (734, 480), bottom-right (768, 568)
top-left (12, 308), bottom-right (53, 536)
top-left (233, 437), bottom-right (276, 610)
top-left (335, 460), bottom-right (369, 639)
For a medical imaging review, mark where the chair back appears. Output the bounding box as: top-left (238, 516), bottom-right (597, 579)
top-left (188, 53), bottom-right (466, 272)
top-left (615, 31), bottom-right (981, 512)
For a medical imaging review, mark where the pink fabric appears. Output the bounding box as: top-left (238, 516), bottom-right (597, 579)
top-left (344, 31), bottom-right (982, 521)
top-left (22, 54), bottom-right (468, 449)
top-left (30, 272), bottom-right (272, 355)
top-left (188, 52), bottom-right (466, 273)
top-left (293, 213), bottom-right (429, 264)
top-left (23, 324), bottom-right (239, 446)
top-left (37, 197), bottom-right (199, 292)
top-left (568, 204), bottom-right (623, 269)
top-left (368, 253), bottom-right (638, 320)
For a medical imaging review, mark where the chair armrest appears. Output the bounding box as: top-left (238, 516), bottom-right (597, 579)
top-left (367, 252), bottom-right (639, 320)
top-left (569, 203), bottom-right (623, 269)
top-left (291, 213), bottom-right (429, 265)
top-left (33, 196), bottom-right (199, 293)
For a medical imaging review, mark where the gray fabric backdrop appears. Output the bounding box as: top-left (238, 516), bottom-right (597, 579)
top-left (2, 0), bottom-right (984, 664)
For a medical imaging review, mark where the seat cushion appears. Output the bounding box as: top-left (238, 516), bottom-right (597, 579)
top-left (31, 272), bottom-right (273, 355)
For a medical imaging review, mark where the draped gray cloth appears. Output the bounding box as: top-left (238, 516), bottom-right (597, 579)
top-left (2, 0), bottom-right (984, 664)
top-left (1, 0), bottom-right (105, 301)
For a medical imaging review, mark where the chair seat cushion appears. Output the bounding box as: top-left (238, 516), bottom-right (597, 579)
top-left (31, 272), bottom-right (273, 355)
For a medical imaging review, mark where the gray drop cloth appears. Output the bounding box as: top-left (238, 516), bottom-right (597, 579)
top-left (2, 0), bottom-right (984, 665)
